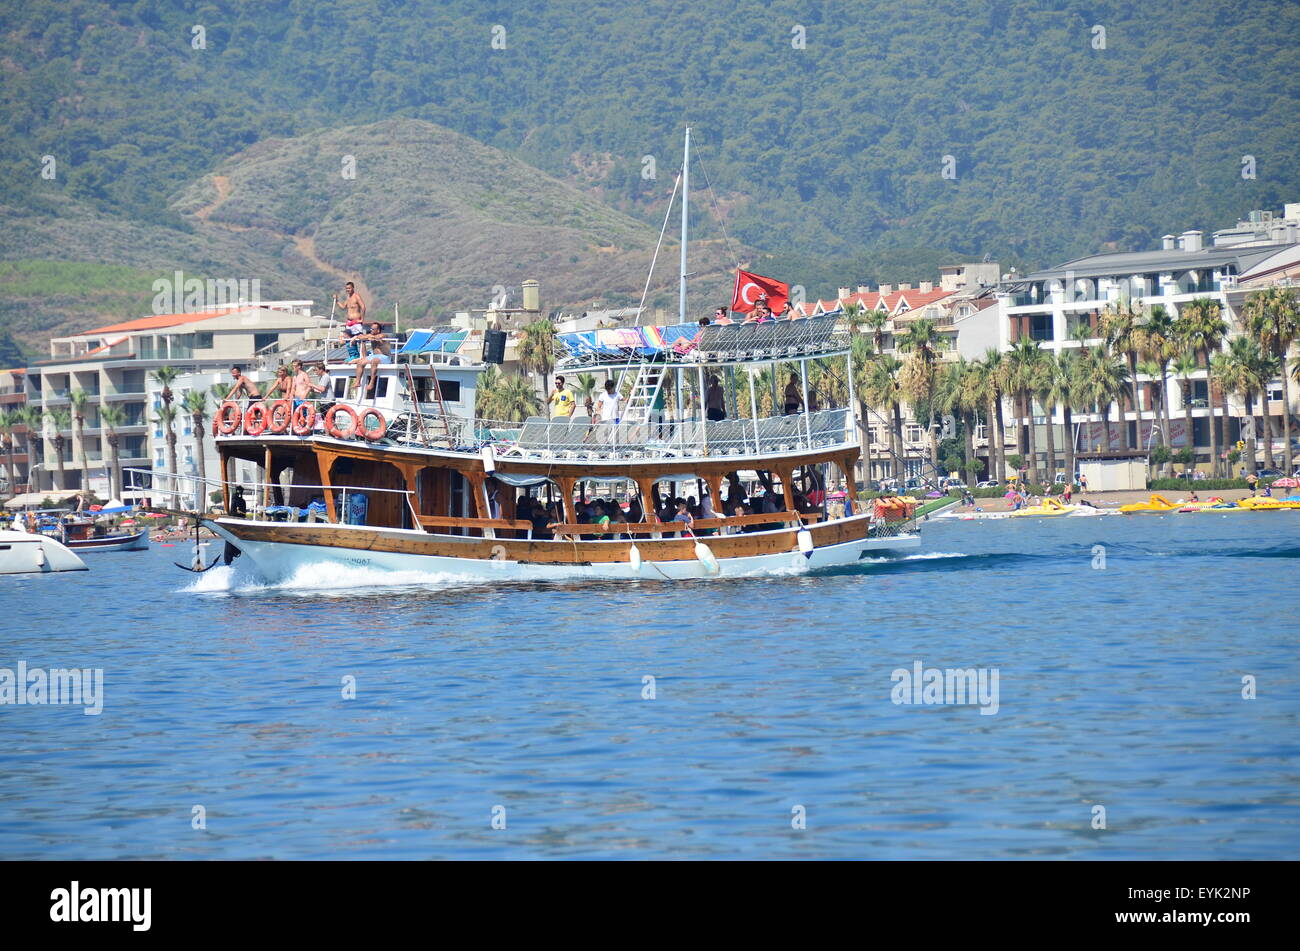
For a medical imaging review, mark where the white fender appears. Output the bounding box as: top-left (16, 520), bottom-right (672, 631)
top-left (796, 527), bottom-right (814, 559)
top-left (36, 545), bottom-right (48, 568)
top-left (629, 543), bottom-right (642, 573)
top-left (481, 445), bottom-right (496, 473)
top-left (694, 540), bottom-right (719, 575)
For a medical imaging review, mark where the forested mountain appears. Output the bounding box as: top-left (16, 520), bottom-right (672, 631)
top-left (2, 0), bottom-right (1298, 353)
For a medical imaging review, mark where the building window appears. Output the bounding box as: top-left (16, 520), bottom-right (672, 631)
top-left (1029, 314), bottom-right (1054, 341)
top-left (254, 333), bottom-right (278, 353)
top-left (193, 332), bottom-right (214, 350)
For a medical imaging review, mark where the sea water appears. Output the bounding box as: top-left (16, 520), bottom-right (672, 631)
top-left (1, 514), bottom-right (1297, 859)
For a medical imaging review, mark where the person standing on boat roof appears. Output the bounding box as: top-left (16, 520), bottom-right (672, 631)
top-left (706, 374), bottom-right (726, 421)
top-left (595, 378), bottom-right (621, 424)
top-left (548, 376), bottom-right (576, 418)
top-left (783, 372), bottom-right (804, 416)
top-left (226, 366), bottom-right (261, 402)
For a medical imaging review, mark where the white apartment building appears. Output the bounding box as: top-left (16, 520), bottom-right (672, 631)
top-left (28, 301), bottom-right (323, 498)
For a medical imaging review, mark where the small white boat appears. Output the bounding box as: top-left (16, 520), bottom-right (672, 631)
top-left (0, 529), bottom-right (88, 574)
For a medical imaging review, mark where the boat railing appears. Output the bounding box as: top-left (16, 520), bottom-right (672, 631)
top-left (385, 407), bottom-right (855, 460)
top-left (122, 467), bottom-right (422, 527)
top-left (555, 314), bottom-right (848, 369)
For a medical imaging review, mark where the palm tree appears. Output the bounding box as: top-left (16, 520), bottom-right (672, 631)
top-left (496, 372), bottom-right (543, 423)
top-left (0, 409), bottom-right (17, 497)
top-left (1079, 346), bottom-right (1128, 451)
top-left (182, 389), bottom-right (210, 499)
top-left (1036, 353), bottom-right (1074, 484)
top-left (100, 404), bottom-right (126, 500)
top-left (1142, 305), bottom-right (1178, 462)
top-left (1006, 338), bottom-right (1042, 480)
top-left (1171, 353), bottom-right (1200, 468)
top-left (1242, 287), bottom-right (1300, 477)
top-left (68, 389), bottom-right (92, 494)
top-left (1054, 349), bottom-right (1083, 485)
top-left (1137, 358), bottom-right (1168, 472)
top-left (863, 354), bottom-right (905, 481)
top-left (17, 406), bottom-right (42, 488)
top-left (44, 406), bottom-right (72, 491)
top-left (1177, 298), bottom-right (1228, 474)
top-left (516, 319), bottom-right (556, 395)
top-left (154, 404), bottom-right (180, 507)
top-left (1209, 349), bottom-right (1242, 474)
top-left (938, 357), bottom-right (986, 487)
top-left (982, 348), bottom-right (1008, 482)
top-left (151, 365), bottom-right (180, 410)
top-left (849, 335), bottom-right (878, 482)
top-left (1099, 302), bottom-right (1144, 451)
top-left (897, 318), bottom-right (944, 472)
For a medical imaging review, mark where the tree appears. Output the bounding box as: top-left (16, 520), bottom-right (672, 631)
top-left (1137, 359), bottom-right (1168, 472)
top-left (1078, 345), bottom-right (1128, 452)
top-left (154, 404), bottom-right (180, 507)
top-left (1142, 304), bottom-right (1179, 465)
top-left (863, 354), bottom-right (906, 481)
top-left (0, 409), bottom-right (17, 496)
top-left (182, 389), bottom-right (210, 502)
top-left (1006, 338), bottom-right (1043, 480)
top-left (982, 348), bottom-right (1008, 482)
top-left (69, 389), bottom-right (92, 493)
top-left (897, 318), bottom-right (944, 472)
top-left (151, 365), bottom-right (180, 410)
top-left (1099, 301), bottom-right (1144, 451)
top-left (516, 320), bottom-right (556, 395)
top-left (100, 404), bottom-right (126, 500)
top-left (1171, 353), bottom-right (1200, 469)
top-left (44, 406), bottom-right (72, 491)
top-left (17, 406), bottom-right (42, 486)
top-left (849, 335), bottom-right (878, 482)
top-left (1176, 298), bottom-right (1228, 475)
top-left (1242, 287), bottom-right (1299, 477)
top-left (937, 357), bottom-right (986, 487)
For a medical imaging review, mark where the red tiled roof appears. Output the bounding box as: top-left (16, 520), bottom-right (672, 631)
top-left (80, 310), bottom-right (229, 336)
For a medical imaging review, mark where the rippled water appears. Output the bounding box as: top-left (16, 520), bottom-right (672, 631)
top-left (3, 513), bottom-right (1298, 859)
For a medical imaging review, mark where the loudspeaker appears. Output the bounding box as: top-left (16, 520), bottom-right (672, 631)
top-left (483, 328), bottom-right (507, 364)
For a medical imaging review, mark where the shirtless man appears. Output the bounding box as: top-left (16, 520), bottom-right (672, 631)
top-left (225, 365), bottom-right (261, 402)
top-left (334, 281), bottom-right (366, 326)
top-left (357, 322), bottom-right (392, 396)
top-left (290, 359), bottom-right (327, 409)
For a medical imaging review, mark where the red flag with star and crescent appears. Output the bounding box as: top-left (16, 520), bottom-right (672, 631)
top-left (731, 269), bottom-right (789, 314)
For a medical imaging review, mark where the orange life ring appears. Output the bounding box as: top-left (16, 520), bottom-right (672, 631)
top-left (325, 404), bottom-right (360, 439)
top-left (243, 402), bottom-right (269, 436)
top-left (217, 401), bottom-right (242, 435)
top-left (267, 399), bottom-right (292, 435)
top-left (360, 408), bottom-right (387, 441)
top-left (291, 402), bottom-right (317, 436)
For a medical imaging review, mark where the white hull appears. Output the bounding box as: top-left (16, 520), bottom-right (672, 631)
top-left (208, 521), bottom-right (921, 584)
top-left (0, 530), bottom-right (88, 574)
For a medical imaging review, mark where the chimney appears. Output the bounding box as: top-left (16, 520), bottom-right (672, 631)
top-left (898, 282), bottom-right (912, 291)
top-left (1161, 234), bottom-right (1176, 250)
top-left (856, 284), bottom-right (870, 295)
top-left (878, 283), bottom-right (893, 295)
top-left (837, 286), bottom-right (850, 299)
top-left (919, 281), bottom-right (934, 293)
top-left (1181, 230), bottom-right (1203, 252)
top-left (522, 279), bottom-right (540, 311)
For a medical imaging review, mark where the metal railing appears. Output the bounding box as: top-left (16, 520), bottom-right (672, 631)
top-left (385, 407), bottom-right (855, 461)
top-left (123, 467), bottom-right (421, 527)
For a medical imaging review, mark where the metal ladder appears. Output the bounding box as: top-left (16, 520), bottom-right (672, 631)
top-left (403, 362), bottom-right (452, 446)
top-left (618, 363), bottom-right (666, 425)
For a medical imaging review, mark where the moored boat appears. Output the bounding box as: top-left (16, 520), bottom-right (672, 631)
top-left (0, 528), bottom-right (88, 574)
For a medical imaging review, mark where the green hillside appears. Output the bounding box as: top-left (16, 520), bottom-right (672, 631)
top-left (1, 0), bottom-right (1297, 349)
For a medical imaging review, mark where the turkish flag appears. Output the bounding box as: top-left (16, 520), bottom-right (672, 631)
top-left (731, 269), bottom-right (789, 314)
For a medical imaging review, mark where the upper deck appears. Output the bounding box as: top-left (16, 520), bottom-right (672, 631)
top-left (555, 314), bottom-right (848, 370)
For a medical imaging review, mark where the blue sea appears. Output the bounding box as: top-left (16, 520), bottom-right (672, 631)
top-left (2, 512), bottom-right (1298, 859)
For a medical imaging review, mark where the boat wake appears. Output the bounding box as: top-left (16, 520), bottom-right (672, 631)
top-left (180, 561), bottom-right (473, 596)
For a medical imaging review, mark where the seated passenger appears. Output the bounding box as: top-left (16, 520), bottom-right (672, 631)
top-left (712, 306), bottom-right (733, 325)
top-left (673, 500), bottom-right (694, 532)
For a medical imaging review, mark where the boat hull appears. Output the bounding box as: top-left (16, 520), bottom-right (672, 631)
top-left (65, 530), bottom-right (150, 552)
top-left (205, 515), bottom-right (921, 583)
top-left (0, 531), bottom-right (88, 574)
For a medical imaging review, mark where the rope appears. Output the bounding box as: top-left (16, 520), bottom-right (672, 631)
top-left (694, 149), bottom-right (740, 269)
top-left (634, 168), bottom-right (682, 327)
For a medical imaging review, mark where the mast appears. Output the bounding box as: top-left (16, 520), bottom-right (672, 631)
top-left (679, 127), bottom-right (690, 324)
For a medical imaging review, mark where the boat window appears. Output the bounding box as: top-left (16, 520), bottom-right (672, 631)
top-left (334, 377), bottom-right (348, 399)
top-left (374, 377), bottom-right (389, 399)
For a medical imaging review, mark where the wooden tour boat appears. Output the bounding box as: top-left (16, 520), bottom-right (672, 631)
top-left (179, 130), bottom-right (922, 582)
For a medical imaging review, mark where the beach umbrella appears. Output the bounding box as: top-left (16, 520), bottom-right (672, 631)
top-left (1272, 477), bottom-right (1298, 488)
